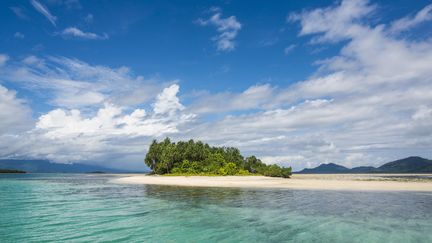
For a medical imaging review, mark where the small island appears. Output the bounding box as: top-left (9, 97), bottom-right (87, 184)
top-left (144, 138), bottom-right (292, 178)
top-left (0, 169), bottom-right (26, 173)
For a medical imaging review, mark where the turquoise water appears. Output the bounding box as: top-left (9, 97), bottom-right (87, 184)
top-left (1, 174), bottom-right (431, 242)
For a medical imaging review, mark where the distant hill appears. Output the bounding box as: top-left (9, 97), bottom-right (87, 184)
top-left (299, 163), bottom-right (349, 174)
top-left (377, 157), bottom-right (432, 173)
top-left (0, 159), bottom-right (133, 173)
top-left (349, 166), bottom-right (376, 173)
top-left (297, 156), bottom-right (432, 174)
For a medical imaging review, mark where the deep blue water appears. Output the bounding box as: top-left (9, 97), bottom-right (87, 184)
top-left (1, 174), bottom-right (431, 242)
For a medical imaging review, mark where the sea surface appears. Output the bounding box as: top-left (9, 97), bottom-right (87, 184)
top-left (1, 174), bottom-right (431, 243)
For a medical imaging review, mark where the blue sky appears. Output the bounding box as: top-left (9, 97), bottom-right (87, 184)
top-left (2, 1), bottom-right (322, 94)
top-left (1, 0), bottom-right (432, 171)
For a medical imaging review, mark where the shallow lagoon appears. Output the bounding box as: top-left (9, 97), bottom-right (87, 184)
top-left (1, 174), bottom-right (431, 242)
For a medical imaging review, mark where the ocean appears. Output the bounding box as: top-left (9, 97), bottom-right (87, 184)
top-left (1, 173), bottom-right (431, 242)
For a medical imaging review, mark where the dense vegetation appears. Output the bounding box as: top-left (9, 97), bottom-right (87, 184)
top-left (144, 138), bottom-right (292, 178)
top-left (0, 169), bottom-right (26, 173)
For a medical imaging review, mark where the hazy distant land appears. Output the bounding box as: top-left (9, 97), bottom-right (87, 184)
top-left (0, 169), bottom-right (26, 173)
top-left (297, 156), bottom-right (432, 174)
top-left (0, 159), bottom-right (137, 173)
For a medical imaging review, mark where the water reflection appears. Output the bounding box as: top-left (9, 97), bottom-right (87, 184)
top-left (139, 184), bottom-right (432, 220)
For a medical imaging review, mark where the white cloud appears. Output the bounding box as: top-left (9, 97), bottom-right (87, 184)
top-left (61, 27), bottom-right (109, 40)
top-left (412, 105), bottom-right (432, 120)
top-left (30, 0), bottom-right (57, 26)
top-left (53, 91), bottom-right (105, 107)
top-left (1, 57), bottom-right (184, 166)
top-left (197, 8), bottom-right (242, 52)
top-left (0, 55), bottom-right (193, 166)
top-left (153, 84), bottom-right (184, 115)
top-left (0, 85), bottom-right (194, 165)
top-left (188, 84), bottom-right (274, 114)
top-left (27, 86), bottom-right (194, 163)
top-left (3, 56), bottom-right (165, 108)
top-left (0, 54), bottom-right (9, 66)
top-left (408, 105), bottom-right (432, 139)
top-left (288, 0), bottom-right (374, 43)
top-left (22, 55), bottom-right (44, 67)
top-left (389, 4), bottom-right (432, 33)
top-left (0, 85), bottom-right (33, 134)
top-left (36, 103), bottom-right (182, 139)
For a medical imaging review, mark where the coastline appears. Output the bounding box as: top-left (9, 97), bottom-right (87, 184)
top-left (112, 174), bottom-right (432, 191)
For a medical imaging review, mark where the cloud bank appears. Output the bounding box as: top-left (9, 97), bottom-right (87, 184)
top-left (1, 0), bottom-right (431, 171)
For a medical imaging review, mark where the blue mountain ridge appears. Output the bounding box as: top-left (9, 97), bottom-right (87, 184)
top-left (0, 159), bottom-right (142, 173)
top-left (297, 156), bottom-right (432, 173)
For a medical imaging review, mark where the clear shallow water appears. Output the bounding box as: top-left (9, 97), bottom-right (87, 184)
top-left (1, 174), bottom-right (431, 243)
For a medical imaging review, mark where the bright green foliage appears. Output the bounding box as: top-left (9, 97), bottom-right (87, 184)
top-left (237, 169), bottom-right (251, 175)
top-left (257, 164), bottom-right (292, 178)
top-left (223, 162), bottom-right (238, 175)
top-left (144, 138), bottom-right (292, 178)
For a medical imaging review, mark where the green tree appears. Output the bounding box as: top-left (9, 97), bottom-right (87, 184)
top-left (144, 138), bottom-right (292, 178)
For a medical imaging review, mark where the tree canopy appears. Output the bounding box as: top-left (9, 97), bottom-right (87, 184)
top-left (144, 138), bottom-right (292, 178)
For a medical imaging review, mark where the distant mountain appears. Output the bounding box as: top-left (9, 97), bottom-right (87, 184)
top-left (377, 156), bottom-right (432, 173)
top-left (297, 156), bottom-right (432, 174)
top-left (299, 163), bottom-right (349, 174)
top-left (0, 159), bottom-right (134, 173)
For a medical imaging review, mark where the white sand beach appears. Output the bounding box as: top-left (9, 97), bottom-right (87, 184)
top-left (112, 174), bottom-right (432, 191)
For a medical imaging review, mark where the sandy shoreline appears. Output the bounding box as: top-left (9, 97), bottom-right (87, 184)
top-left (112, 174), bottom-right (432, 191)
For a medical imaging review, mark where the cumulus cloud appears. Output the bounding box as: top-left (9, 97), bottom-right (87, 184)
top-left (1, 85), bottom-right (194, 165)
top-left (36, 100), bottom-right (188, 139)
top-left (31, 86), bottom-right (193, 162)
top-left (0, 56), bottom-right (193, 167)
top-left (196, 8), bottom-right (242, 52)
top-left (30, 0), bottom-right (57, 26)
top-left (61, 27), bottom-right (109, 40)
top-left (0, 85), bottom-right (33, 134)
top-left (153, 84), bottom-right (184, 115)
